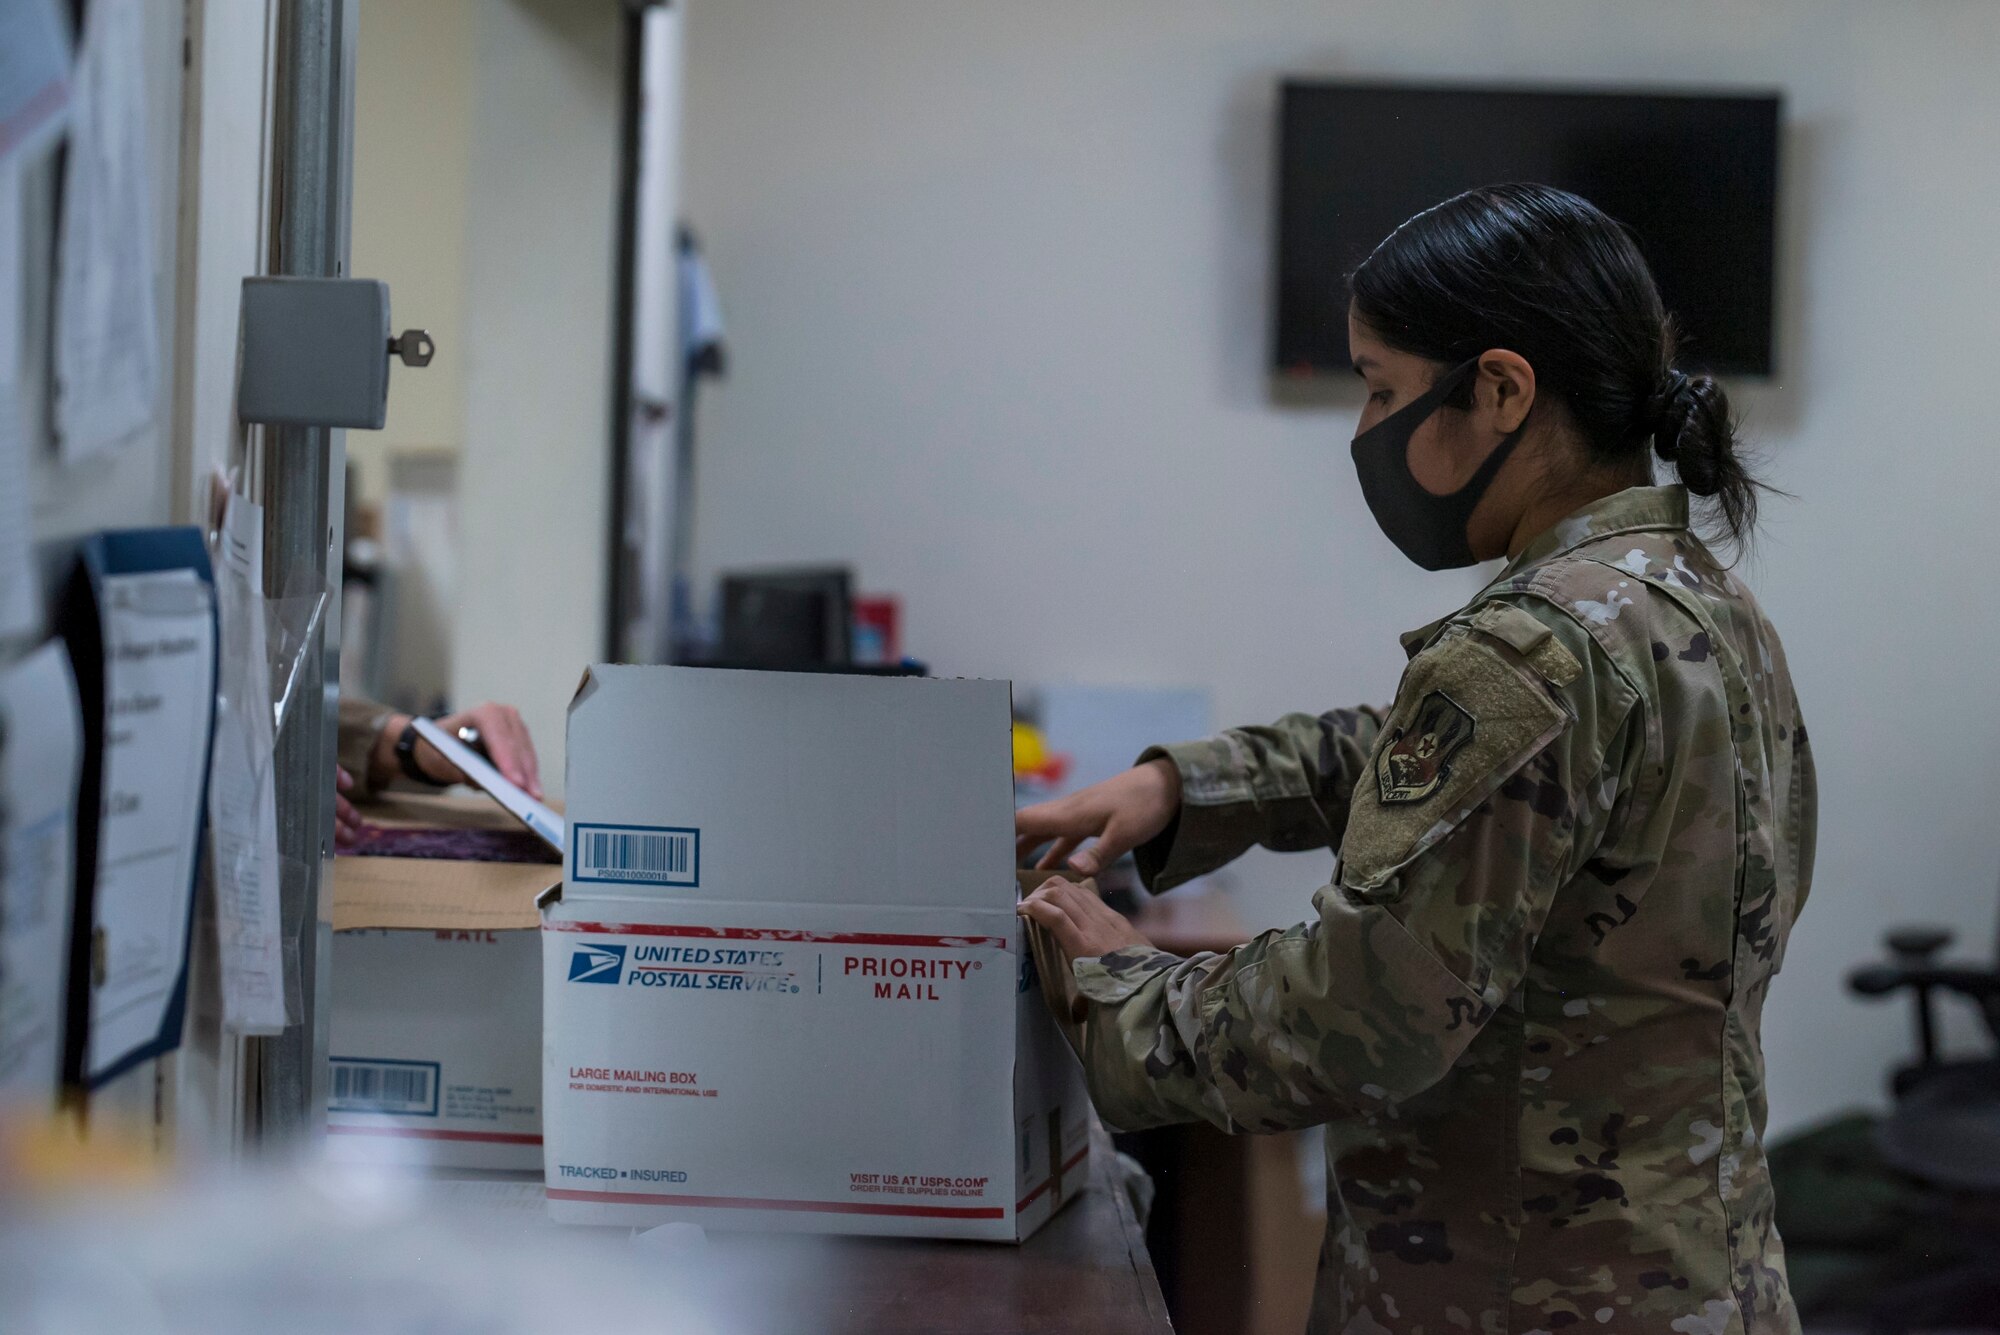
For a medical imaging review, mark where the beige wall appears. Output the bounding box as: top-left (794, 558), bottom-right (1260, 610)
top-left (681, 0), bottom-right (2000, 1137)
top-left (349, 0), bottom-right (617, 788)
top-left (452, 0), bottom-right (619, 797)
top-left (349, 0), bottom-right (474, 508)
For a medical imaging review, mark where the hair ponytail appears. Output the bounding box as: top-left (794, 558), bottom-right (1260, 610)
top-left (1649, 319), bottom-right (1765, 548)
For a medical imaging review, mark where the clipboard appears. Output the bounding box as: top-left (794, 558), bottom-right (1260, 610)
top-left (54, 528), bottom-right (218, 1089)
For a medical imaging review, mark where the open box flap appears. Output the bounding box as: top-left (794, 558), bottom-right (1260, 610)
top-left (566, 666), bottom-right (1015, 915)
top-left (332, 858), bottom-right (551, 932)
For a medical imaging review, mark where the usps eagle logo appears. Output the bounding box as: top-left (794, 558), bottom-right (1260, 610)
top-left (567, 944), bottom-right (626, 984)
top-left (1377, 691), bottom-right (1475, 805)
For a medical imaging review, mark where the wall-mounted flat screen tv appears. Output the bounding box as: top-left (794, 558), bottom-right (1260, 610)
top-left (1275, 82), bottom-right (1781, 377)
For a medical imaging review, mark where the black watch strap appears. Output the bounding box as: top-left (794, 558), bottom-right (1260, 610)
top-left (395, 719), bottom-right (447, 787)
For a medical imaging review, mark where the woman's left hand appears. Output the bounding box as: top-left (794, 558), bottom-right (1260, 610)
top-left (1018, 875), bottom-right (1155, 960)
top-left (370, 701), bottom-right (543, 799)
top-left (435, 701), bottom-right (541, 798)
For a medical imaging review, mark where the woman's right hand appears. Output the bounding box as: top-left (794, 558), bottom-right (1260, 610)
top-left (1014, 757), bottom-right (1182, 876)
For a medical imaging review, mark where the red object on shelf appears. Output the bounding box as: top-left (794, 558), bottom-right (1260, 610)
top-left (852, 595), bottom-right (901, 665)
top-left (1022, 754), bottom-right (1071, 787)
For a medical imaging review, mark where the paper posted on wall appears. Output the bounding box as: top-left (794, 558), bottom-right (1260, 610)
top-left (0, 162), bottom-right (36, 642)
top-left (207, 494), bottom-right (288, 1035)
top-left (0, 0), bottom-right (71, 640)
top-left (0, 368), bottom-right (35, 643)
top-left (89, 565), bottom-right (215, 1080)
top-left (0, 642), bottom-right (83, 1105)
top-left (53, 0), bottom-right (158, 463)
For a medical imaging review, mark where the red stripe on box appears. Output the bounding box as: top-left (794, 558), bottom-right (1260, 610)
top-left (547, 921), bottom-right (1009, 949)
top-left (327, 1125), bottom-right (544, 1146)
top-left (1016, 1147), bottom-right (1091, 1212)
top-left (545, 1188), bottom-right (1006, 1220)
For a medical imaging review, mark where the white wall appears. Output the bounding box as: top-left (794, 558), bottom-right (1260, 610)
top-left (453, 0), bottom-right (619, 796)
top-left (681, 0), bottom-right (2000, 1136)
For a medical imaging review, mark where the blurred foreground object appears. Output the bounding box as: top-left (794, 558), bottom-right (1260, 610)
top-left (0, 1120), bottom-right (1170, 1335)
top-left (0, 1106), bottom-right (162, 1199)
top-left (0, 1155), bottom-right (727, 1335)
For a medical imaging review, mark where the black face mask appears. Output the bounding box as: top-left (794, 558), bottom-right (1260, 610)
top-left (1350, 357), bottom-right (1526, 571)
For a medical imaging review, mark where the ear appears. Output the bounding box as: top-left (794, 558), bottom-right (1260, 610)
top-left (1477, 350), bottom-right (1536, 434)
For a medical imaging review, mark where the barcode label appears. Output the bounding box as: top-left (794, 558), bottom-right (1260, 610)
top-left (572, 824), bottom-right (700, 887)
top-left (329, 1059), bottom-right (439, 1116)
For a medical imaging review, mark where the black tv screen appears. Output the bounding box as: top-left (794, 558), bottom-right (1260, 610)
top-left (1275, 82), bottom-right (1781, 377)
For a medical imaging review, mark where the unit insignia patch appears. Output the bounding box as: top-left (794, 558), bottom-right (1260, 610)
top-left (1376, 690), bottom-right (1475, 805)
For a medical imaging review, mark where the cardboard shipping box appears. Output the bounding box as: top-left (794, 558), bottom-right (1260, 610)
top-left (328, 794), bottom-right (553, 1171)
top-left (540, 667), bottom-right (1092, 1241)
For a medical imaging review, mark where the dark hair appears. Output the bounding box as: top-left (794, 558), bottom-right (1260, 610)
top-left (1348, 183), bottom-right (1763, 545)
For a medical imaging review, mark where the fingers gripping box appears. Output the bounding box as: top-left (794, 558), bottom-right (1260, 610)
top-left (539, 667), bottom-right (1091, 1241)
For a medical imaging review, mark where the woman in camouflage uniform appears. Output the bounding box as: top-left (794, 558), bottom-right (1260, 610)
top-left (1018, 184), bottom-right (1815, 1335)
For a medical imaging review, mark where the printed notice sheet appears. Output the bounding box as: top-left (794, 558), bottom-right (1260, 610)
top-left (0, 165), bottom-right (35, 640)
top-left (53, 0), bottom-right (158, 462)
top-left (0, 357), bottom-right (35, 642)
top-left (88, 568), bottom-right (214, 1079)
top-left (207, 495), bottom-right (286, 1033)
top-left (0, 642), bottom-right (83, 1102)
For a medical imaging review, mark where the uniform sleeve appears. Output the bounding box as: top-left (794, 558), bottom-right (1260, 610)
top-left (1130, 706), bottom-right (1389, 892)
top-left (1073, 601), bottom-right (1640, 1134)
top-left (337, 694), bottom-right (397, 797)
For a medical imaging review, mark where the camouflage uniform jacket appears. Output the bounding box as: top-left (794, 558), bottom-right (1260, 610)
top-left (1075, 486), bottom-right (1817, 1335)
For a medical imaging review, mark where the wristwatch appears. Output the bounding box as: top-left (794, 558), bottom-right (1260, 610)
top-left (394, 719), bottom-right (446, 787)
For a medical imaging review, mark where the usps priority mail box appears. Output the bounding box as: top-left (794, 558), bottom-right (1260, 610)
top-left (327, 794), bottom-right (553, 1173)
top-left (328, 928), bottom-right (543, 1170)
top-left (540, 667), bottom-right (1091, 1240)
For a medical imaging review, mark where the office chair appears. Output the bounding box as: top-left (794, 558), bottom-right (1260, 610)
top-left (1848, 924), bottom-right (2000, 1332)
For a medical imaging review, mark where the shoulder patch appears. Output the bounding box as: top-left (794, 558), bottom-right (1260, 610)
top-left (1342, 628), bottom-right (1572, 893)
top-left (1376, 691), bottom-right (1475, 804)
